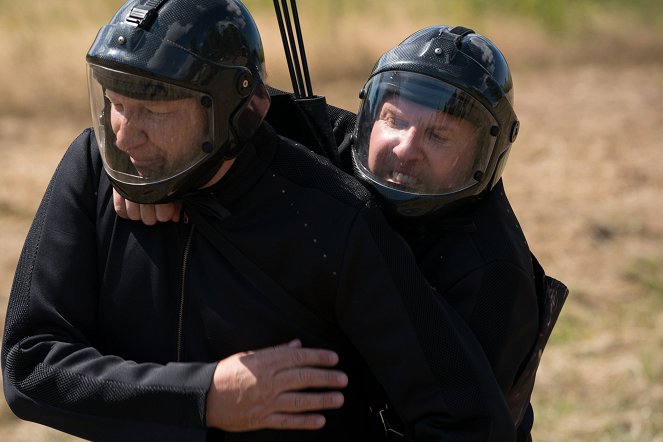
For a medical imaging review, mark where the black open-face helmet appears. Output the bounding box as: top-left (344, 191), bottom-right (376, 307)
top-left (86, 0), bottom-right (267, 203)
top-left (352, 26), bottom-right (519, 219)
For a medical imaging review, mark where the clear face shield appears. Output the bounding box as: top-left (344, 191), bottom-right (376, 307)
top-left (353, 71), bottom-right (499, 197)
top-left (87, 64), bottom-right (215, 191)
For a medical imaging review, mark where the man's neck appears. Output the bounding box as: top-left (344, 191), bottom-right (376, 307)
top-left (201, 158), bottom-right (237, 189)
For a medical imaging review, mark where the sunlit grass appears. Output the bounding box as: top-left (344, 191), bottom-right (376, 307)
top-left (2, 0), bottom-right (661, 118)
top-left (624, 257), bottom-right (663, 300)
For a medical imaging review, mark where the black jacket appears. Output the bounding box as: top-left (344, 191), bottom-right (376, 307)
top-left (271, 93), bottom-right (556, 441)
top-left (357, 182), bottom-right (540, 442)
top-left (401, 181), bottom-right (540, 439)
top-left (2, 124), bottom-right (515, 441)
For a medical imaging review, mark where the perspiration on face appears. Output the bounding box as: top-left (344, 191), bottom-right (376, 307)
top-left (105, 90), bottom-right (209, 179)
top-left (367, 96), bottom-right (478, 194)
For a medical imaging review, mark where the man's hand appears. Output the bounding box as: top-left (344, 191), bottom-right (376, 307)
top-left (113, 189), bottom-right (181, 225)
top-left (206, 339), bottom-right (348, 432)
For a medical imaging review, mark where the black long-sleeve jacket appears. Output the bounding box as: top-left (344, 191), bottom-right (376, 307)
top-left (400, 181), bottom-right (540, 439)
top-left (2, 124), bottom-right (515, 441)
top-left (355, 182), bottom-right (541, 442)
top-left (273, 93), bottom-right (555, 441)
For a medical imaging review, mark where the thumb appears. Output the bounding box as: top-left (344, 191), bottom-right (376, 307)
top-left (287, 339), bottom-right (302, 348)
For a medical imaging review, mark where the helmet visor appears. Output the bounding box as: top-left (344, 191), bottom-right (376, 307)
top-left (353, 71), bottom-right (498, 196)
top-left (87, 64), bottom-right (215, 188)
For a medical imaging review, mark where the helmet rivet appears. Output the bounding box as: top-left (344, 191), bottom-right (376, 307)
top-left (201, 142), bottom-right (213, 154)
top-left (236, 72), bottom-right (253, 96)
top-left (434, 47), bottom-right (443, 56)
top-left (510, 121), bottom-right (520, 142)
top-left (200, 95), bottom-right (213, 108)
top-left (117, 36), bottom-right (126, 45)
top-left (473, 171), bottom-right (484, 181)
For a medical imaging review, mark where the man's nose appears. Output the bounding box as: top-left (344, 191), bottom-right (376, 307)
top-left (113, 112), bottom-right (147, 152)
top-left (392, 127), bottom-right (423, 162)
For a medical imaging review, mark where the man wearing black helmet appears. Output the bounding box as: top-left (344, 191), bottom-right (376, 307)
top-left (347, 26), bottom-right (566, 441)
top-left (1, 2), bottom-right (517, 442)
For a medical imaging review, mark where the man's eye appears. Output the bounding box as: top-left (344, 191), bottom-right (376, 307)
top-left (428, 131), bottom-right (451, 144)
top-left (105, 95), bottom-right (122, 110)
top-left (385, 117), bottom-right (409, 130)
top-left (146, 107), bottom-right (173, 116)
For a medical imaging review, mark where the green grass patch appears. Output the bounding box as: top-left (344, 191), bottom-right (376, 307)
top-left (624, 257), bottom-right (663, 301)
top-left (640, 347), bottom-right (663, 384)
top-left (245, 0), bottom-right (663, 34)
top-left (547, 303), bottom-right (586, 346)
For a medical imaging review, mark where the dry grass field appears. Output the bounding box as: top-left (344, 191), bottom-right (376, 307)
top-left (1, 1), bottom-right (662, 441)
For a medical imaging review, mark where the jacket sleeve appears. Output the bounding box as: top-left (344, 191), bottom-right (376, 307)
top-left (1, 130), bottom-right (217, 442)
top-left (445, 260), bottom-right (539, 397)
top-left (334, 204), bottom-right (516, 442)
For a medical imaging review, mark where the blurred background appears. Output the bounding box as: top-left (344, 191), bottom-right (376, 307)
top-left (1, 0), bottom-right (662, 440)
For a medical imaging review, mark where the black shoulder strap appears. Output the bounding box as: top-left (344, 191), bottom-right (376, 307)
top-left (265, 86), bottom-right (357, 170)
top-left (268, 1), bottom-right (357, 169)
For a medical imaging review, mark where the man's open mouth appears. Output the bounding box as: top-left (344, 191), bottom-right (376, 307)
top-left (387, 171), bottom-right (421, 189)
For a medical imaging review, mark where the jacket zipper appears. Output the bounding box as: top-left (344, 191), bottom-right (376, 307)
top-left (176, 221), bottom-right (195, 362)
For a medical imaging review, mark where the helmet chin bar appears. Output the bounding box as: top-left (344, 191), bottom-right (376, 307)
top-left (106, 146), bottom-right (227, 204)
top-left (352, 150), bottom-right (486, 222)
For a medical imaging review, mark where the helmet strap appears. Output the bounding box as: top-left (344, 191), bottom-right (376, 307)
top-left (449, 26), bottom-right (474, 38)
top-left (127, 0), bottom-right (170, 29)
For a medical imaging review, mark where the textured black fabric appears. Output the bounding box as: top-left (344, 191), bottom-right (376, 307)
top-left (264, 89), bottom-right (568, 440)
top-left (2, 130), bottom-right (212, 441)
top-left (264, 91), bottom-right (341, 167)
top-left (2, 125), bottom-right (515, 441)
top-left (372, 180), bottom-right (542, 440)
top-left (262, 88), bottom-right (563, 441)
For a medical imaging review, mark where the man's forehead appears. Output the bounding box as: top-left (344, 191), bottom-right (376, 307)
top-left (382, 97), bottom-right (468, 128)
top-left (105, 89), bottom-right (192, 106)
top-left (94, 67), bottom-right (191, 102)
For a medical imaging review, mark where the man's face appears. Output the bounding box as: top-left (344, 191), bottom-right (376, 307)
top-left (367, 96), bottom-right (478, 193)
top-left (106, 90), bottom-right (208, 179)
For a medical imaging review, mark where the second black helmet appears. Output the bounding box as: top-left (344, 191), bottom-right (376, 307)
top-left (352, 25), bottom-right (519, 219)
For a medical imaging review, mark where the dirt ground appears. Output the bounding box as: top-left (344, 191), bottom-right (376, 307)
top-left (0, 11), bottom-right (662, 442)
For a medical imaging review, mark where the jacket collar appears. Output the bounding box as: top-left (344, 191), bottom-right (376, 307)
top-left (194, 122), bottom-right (278, 209)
